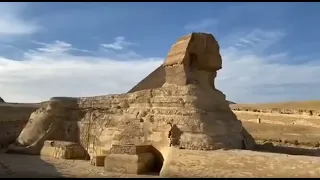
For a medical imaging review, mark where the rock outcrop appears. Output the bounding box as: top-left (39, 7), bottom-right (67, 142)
top-left (0, 97), bottom-right (4, 103)
top-left (0, 103), bottom-right (40, 148)
top-left (7, 33), bottom-right (255, 174)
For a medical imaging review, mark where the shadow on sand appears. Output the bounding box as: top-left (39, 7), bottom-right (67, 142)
top-left (0, 152), bottom-right (64, 178)
top-left (0, 104), bottom-right (62, 177)
top-left (0, 98), bottom-right (87, 178)
top-left (254, 143), bottom-right (320, 157)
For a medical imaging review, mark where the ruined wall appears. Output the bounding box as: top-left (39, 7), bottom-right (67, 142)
top-left (231, 105), bottom-right (320, 147)
top-left (0, 103), bottom-right (40, 148)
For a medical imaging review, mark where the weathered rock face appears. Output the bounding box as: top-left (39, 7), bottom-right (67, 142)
top-left (7, 33), bottom-right (255, 163)
top-left (0, 103), bottom-right (40, 148)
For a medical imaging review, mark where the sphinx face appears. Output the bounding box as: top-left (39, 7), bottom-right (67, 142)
top-left (204, 38), bottom-right (222, 71)
top-left (163, 33), bottom-right (223, 87)
top-left (189, 34), bottom-right (222, 72)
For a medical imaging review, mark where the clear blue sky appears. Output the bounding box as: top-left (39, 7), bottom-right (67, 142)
top-left (1, 2), bottom-right (320, 103)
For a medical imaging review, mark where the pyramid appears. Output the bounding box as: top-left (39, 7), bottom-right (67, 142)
top-left (128, 65), bottom-right (165, 93)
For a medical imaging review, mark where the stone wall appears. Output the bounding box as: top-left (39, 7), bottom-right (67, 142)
top-left (0, 103), bottom-right (39, 148)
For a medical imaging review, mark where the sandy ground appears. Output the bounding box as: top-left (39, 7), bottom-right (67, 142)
top-left (3, 147), bottom-right (320, 178)
top-left (2, 100), bottom-right (320, 177)
top-left (2, 149), bottom-right (320, 178)
top-left (230, 100), bottom-right (320, 110)
top-left (161, 149), bottom-right (320, 178)
top-left (230, 101), bottom-right (320, 148)
top-left (0, 152), bottom-right (159, 178)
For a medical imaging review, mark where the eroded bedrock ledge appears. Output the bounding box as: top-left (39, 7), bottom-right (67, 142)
top-left (160, 148), bottom-right (320, 178)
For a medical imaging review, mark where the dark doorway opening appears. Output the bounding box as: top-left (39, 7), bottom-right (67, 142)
top-left (147, 146), bottom-right (164, 176)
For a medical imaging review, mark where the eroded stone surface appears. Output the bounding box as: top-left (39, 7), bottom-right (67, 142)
top-left (104, 145), bottom-right (156, 174)
top-left (39, 140), bottom-right (88, 160)
top-left (110, 144), bottom-right (151, 155)
top-left (104, 153), bottom-right (155, 174)
top-left (0, 103), bottom-right (40, 148)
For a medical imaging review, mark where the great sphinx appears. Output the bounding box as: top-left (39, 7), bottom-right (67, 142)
top-left (7, 32), bottom-right (255, 173)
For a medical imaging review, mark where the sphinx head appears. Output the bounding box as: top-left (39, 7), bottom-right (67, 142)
top-left (163, 33), bottom-right (222, 88)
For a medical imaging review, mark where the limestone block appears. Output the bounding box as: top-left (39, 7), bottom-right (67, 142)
top-left (104, 145), bottom-right (155, 174)
top-left (104, 153), bottom-right (155, 174)
top-left (109, 144), bottom-right (151, 155)
top-left (40, 140), bottom-right (88, 160)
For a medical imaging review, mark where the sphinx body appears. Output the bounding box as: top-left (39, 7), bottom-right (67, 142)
top-left (7, 33), bottom-right (255, 167)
